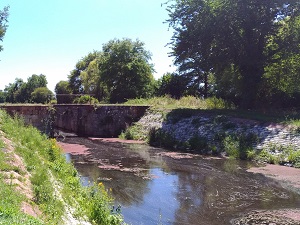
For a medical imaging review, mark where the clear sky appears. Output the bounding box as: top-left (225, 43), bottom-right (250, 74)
top-left (0, 0), bottom-right (175, 92)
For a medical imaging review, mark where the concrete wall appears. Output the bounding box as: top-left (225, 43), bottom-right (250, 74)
top-left (0, 104), bottom-right (149, 137)
top-left (54, 105), bottom-right (149, 137)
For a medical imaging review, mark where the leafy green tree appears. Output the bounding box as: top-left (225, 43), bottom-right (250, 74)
top-left (31, 87), bottom-right (53, 104)
top-left (4, 78), bottom-right (24, 103)
top-left (100, 38), bottom-right (155, 103)
top-left (167, 0), bottom-right (300, 108)
top-left (73, 95), bottom-right (99, 104)
top-left (157, 72), bottom-right (189, 99)
top-left (0, 6), bottom-right (9, 53)
top-left (68, 51), bottom-right (109, 101)
top-left (0, 90), bottom-right (6, 103)
top-left (15, 74), bottom-right (47, 103)
top-left (69, 51), bottom-right (100, 94)
top-left (55, 80), bottom-right (73, 104)
top-left (260, 15), bottom-right (300, 107)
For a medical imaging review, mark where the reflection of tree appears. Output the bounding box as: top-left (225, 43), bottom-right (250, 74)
top-left (169, 158), bottom-right (300, 225)
top-left (64, 138), bottom-right (154, 206)
top-left (62, 138), bottom-right (300, 225)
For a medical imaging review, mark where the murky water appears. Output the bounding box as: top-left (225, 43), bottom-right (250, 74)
top-left (60, 137), bottom-right (300, 225)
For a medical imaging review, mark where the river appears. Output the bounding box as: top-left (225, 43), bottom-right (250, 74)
top-left (59, 137), bottom-right (300, 225)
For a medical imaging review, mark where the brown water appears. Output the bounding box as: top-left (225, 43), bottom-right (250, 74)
top-left (61, 137), bottom-right (300, 225)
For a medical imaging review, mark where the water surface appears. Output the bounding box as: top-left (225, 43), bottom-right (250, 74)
top-left (61, 137), bottom-right (300, 225)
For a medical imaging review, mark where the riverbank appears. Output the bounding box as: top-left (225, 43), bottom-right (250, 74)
top-left (0, 110), bottom-right (124, 225)
top-left (121, 107), bottom-right (300, 167)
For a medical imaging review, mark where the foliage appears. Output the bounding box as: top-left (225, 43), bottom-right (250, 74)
top-left (156, 72), bottom-right (189, 98)
top-left (148, 128), bottom-right (179, 149)
top-left (206, 97), bottom-right (235, 110)
top-left (119, 124), bottom-right (145, 140)
top-left (0, 110), bottom-right (124, 224)
top-left (68, 38), bottom-right (155, 103)
top-left (166, 0), bottom-right (300, 109)
top-left (85, 183), bottom-right (123, 225)
top-left (100, 38), bottom-right (155, 103)
top-left (54, 80), bottom-right (73, 104)
top-left (31, 87), bottom-right (53, 104)
top-left (222, 133), bottom-right (259, 160)
top-left (0, 178), bottom-right (44, 225)
top-left (256, 144), bottom-right (300, 167)
top-left (73, 95), bottom-right (99, 104)
top-left (124, 96), bottom-right (233, 111)
top-left (0, 90), bottom-right (6, 103)
top-left (0, 6), bottom-right (9, 52)
top-left (4, 78), bottom-right (24, 103)
top-left (68, 51), bottom-right (109, 102)
top-left (188, 135), bottom-right (208, 152)
top-left (4, 74), bottom-right (49, 103)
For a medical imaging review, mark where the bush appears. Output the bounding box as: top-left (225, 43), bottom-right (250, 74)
top-left (188, 135), bottom-right (208, 152)
top-left (73, 95), bottom-right (99, 104)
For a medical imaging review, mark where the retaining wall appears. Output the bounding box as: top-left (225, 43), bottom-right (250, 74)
top-left (0, 104), bottom-right (149, 137)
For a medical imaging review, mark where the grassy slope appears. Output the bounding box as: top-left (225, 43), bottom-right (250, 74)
top-left (0, 110), bottom-right (123, 225)
top-left (122, 96), bottom-right (300, 166)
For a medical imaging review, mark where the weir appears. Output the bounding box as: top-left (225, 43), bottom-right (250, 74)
top-left (0, 104), bottom-right (149, 137)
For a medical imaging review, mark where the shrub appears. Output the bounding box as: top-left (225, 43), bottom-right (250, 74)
top-left (73, 95), bottom-right (99, 104)
top-left (188, 135), bottom-right (208, 152)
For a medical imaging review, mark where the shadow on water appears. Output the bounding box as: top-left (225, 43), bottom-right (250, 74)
top-left (61, 137), bottom-right (300, 225)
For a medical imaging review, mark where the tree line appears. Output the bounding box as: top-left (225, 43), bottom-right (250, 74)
top-left (1, 1), bottom-right (300, 109)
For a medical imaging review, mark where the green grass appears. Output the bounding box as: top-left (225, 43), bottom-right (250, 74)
top-left (0, 110), bottom-right (124, 225)
top-left (124, 96), bottom-right (300, 125)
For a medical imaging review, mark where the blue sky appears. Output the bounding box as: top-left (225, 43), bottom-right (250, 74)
top-left (0, 0), bottom-right (175, 92)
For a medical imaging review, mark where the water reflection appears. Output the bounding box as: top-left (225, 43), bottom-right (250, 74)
top-left (61, 137), bottom-right (300, 225)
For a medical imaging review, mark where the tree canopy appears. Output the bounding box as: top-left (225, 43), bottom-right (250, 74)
top-left (100, 38), bottom-right (155, 103)
top-left (0, 6), bottom-right (9, 53)
top-left (167, 0), bottom-right (300, 108)
top-left (66, 38), bottom-right (155, 103)
top-left (4, 74), bottom-right (50, 103)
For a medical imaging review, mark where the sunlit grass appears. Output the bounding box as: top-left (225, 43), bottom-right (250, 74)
top-left (0, 110), bottom-right (124, 225)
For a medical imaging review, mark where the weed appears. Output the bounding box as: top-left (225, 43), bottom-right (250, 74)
top-left (188, 135), bottom-right (208, 152)
top-left (119, 124), bottom-right (145, 140)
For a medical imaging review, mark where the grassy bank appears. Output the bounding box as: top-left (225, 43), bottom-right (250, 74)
top-left (121, 96), bottom-right (300, 166)
top-left (0, 110), bottom-right (123, 225)
top-left (124, 96), bottom-right (300, 124)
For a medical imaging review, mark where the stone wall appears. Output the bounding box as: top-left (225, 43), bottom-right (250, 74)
top-left (54, 105), bottom-right (149, 137)
top-left (0, 105), bottom-right (50, 132)
top-left (130, 111), bottom-right (300, 152)
top-left (0, 105), bottom-right (149, 137)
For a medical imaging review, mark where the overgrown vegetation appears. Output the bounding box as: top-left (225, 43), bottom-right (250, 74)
top-left (120, 96), bottom-right (300, 167)
top-left (0, 110), bottom-right (123, 224)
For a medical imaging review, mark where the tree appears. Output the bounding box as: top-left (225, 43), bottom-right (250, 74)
top-left (259, 15), bottom-right (300, 107)
top-left (68, 51), bottom-right (100, 94)
top-left (68, 51), bottom-right (109, 101)
top-left (17, 74), bottom-right (48, 102)
top-left (55, 80), bottom-right (73, 104)
top-left (31, 87), bottom-right (53, 104)
top-left (99, 38), bottom-right (155, 103)
top-left (0, 6), bottom-right (9, 53)
top-left (4, 74), bottom-right (48, 103)
top-left (0, 90), bottom-right (6, 103)
top-left (157, 72), bottom-right (189, 99)
top-left (166, 0), bottom-right (300, 108)
top-left (4, 78), bottom-right (24, 103)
